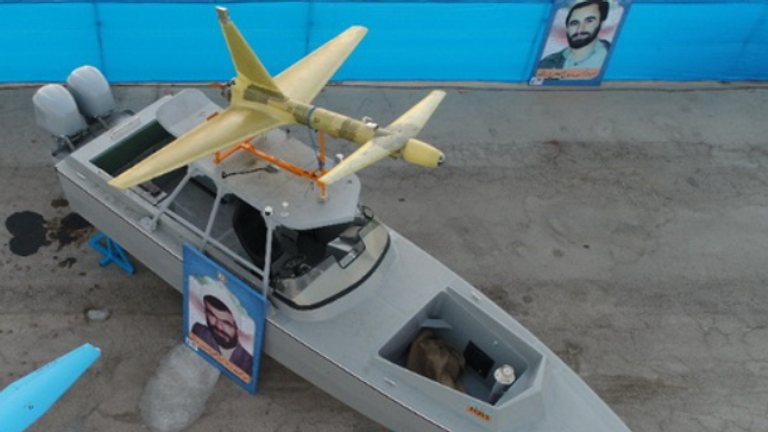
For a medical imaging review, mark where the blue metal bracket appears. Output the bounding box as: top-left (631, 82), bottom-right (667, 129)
top-left (88, 232), bottom-right (135, 274)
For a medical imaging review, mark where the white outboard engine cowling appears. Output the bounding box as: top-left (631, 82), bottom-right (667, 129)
top-left (67, 65), bottom-right (115, 121)
top-left (33, 84), bottom-right (86, 146)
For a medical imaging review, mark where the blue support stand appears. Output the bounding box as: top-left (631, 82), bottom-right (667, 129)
top-left (88, 232), bottom-right (135, 274)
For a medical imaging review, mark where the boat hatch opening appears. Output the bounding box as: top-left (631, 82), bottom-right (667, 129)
top-left (90, 120), bottom-right (186, 201)
top-left (91, 120), bottom-right (174, 178)
top-left (379, 289), bottom-right (544, 406)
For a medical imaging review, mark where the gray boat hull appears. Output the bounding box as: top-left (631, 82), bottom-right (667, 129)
top-left (55, 90), bottom-right (632, 432)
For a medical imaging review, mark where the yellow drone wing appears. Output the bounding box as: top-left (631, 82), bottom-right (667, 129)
top-left (275, 26), bottom-right (368, 104)
top-left (109, 108), bottom-right (287, 189)
top-left (110, 7), bottom-right (367, 189)
top-left (319, 91), bottom-right (446, 185)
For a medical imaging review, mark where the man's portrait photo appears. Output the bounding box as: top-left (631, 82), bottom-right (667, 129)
top-left (532, 0), bottom-right (630, 84)
top-left (183, 245), bottom-right (266, 394)
top-left (191, 292), bottom-right (254, 376)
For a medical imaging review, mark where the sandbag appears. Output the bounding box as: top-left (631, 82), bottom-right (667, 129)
top-left (406, 329), bottom-right (465, 392)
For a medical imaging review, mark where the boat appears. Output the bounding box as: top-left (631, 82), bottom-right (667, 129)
top-left (35, 55), bottom-right (633, 432)
top-left (41, 82), bottom-right (634, 432)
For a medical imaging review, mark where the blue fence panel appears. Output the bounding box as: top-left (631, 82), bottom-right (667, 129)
top-left (1, 1), bottom-right (767, 82)
top-left (98, 2), bottom-right (310, 82)
top-left (310, 2), bottom-right (548, 81)
top-left (605, 3), bottom-right (768, 80)
top-left (0, 3), bottom-right (101, 82)
top-left (731, 4), bottom-right (768, 80)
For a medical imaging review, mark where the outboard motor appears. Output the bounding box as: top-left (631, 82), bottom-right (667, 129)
top-left (66, 65), bottom-right (115, 126)
top-left (32, 84), bottom-right (86, 154)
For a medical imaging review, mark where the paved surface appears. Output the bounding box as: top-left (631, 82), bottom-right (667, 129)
top-left (2, 82), bottom-right (768, 432)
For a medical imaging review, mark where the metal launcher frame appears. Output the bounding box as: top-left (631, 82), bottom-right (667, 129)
top-left (214, 131), bottom-right (329, 198)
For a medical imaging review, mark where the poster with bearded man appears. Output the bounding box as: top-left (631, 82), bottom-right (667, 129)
top-left (183, 244), bottom-right (266, 394)
top-left (531, 0), bottom-right (630, 85)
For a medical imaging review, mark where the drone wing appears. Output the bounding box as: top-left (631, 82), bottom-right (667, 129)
top-left (387, 90), bottom-right (446, 137)
top-left (109, 108), bottom-right (287, 189)
top-left (275, 26), bottom-right (368, 104)
top-left (319, 137), bottom-right (397, 186)
top-left (110, 8), bottom-right (367, 190)
top-left (110, 7), bottom-right (291, 190)
top-left (319, 91), bottom-right (446, 185)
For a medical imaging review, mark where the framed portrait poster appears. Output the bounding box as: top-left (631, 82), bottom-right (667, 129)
top-left (183, 244), bottom-right (267, 394)
top-left (530, 0), bottom-right (631, 86)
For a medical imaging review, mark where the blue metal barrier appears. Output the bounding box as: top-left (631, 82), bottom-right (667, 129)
top-left (0, 1), bottom-right (766, 82)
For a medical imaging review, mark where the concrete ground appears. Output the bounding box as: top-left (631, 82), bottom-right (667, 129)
top-left (2, 82), bottom-right (768, 432)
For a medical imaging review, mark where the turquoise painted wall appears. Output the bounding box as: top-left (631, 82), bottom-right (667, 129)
top-left (1, 1), bottom-right (767, 82)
